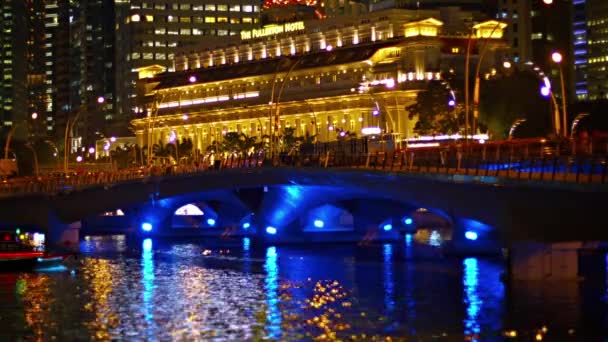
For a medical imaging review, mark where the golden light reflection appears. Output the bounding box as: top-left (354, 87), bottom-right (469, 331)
top-left (20, 274), bottom-right (54, 339)
top-left (81, 258), bottom-right (120, 340)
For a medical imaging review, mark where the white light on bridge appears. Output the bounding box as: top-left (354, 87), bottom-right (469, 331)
top-left (207, 218), bottom-right (216, 226)
top-left (383, 224), bottom-right (392, 231)
top-left (465, 231), bottom-right (478, 241)
top-left (242, 222), bottom-right (251, 229)
top-left (313, 219), bottom-right (324, 228)
top-left (266, 226), bottom-right (277, 235)
top-left (142, 222), bottom-right (153, 232)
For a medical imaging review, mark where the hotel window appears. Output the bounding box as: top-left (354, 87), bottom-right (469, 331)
top-left (155, 53), bottom-right (166, 60)
top-left (154, 28), bottom-right (166, 34)
top-left (230, 18), bottom-right (239, 24)
top-left (155, 41), bottom-right (166, 47)
top-left (131, 52), bottom-right (140, 59)
top-left (243, 5), bottom-right (253, 12)
top-left (218, 4), bottom-right (228, 11)
top-left (180, 17), bottom-right (191, 23)
top-left (205, 17), bottom-right (216, 23)
top-left (143, 52), bottom-right (153, 59)
top-left (218, 30), bottom-right (228, 36)
top-left (168, 42), bottom-right (178, 47)
top-left (205, 4), bottom-right (216, 11)
top-left (217, 17), bottom-right (228, 23)
top-left (193, 5), bottom-right (203, 10)
top-left (180, 28), bottom-right (191, 35)
top-left (193, 28), bottom-right (203, 35)
top-left (230, 5), bottom-right (240, 12)
top-left (168, 29), bottom-right (178, 35)
top-left (242, 17), bottom-right (253, 24)
top-left (142, 41), bottom-right (154, 47)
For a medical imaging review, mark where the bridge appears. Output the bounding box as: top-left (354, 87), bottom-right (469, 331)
top-left (1, 139), bottom-right (607, 280)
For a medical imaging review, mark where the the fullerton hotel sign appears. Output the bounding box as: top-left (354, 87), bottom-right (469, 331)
top-left (240, 21), bottom-right (305, 40)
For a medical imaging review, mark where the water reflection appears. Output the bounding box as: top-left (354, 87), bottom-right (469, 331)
top-left (383, 244), bottom-right (395, 317)
top-left (141, 238), bottom-right (156, 336)
top-left (264, 246), bottom-right (282, 339)
top-left (463, 257), bottom-right (482, 340)
top-left (1, 238), bottom-right (606, 339)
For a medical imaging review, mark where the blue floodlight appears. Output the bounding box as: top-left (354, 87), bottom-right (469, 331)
top-left (141, 222), bottom-right (153, 232)
top-left (465, 231), bottom-right (478, 241)
top-left (313, 219), bottom-right (324, 228)
top-left (383, 224), bottom-right (392, 231)
top-left (242, 222), bottom-right (251, 229)
top-left (266, 226), bottom-right (277, 235)
top-left (404, 217), bottom-right (413, 225)
top-left (207, 218), bottom-right (216, 226)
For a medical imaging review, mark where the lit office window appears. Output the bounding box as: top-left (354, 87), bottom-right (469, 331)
top-left (180, 4), bottom-right (190, 10)
top-left (154, 28), bottom-right (166, 34)
top-left (180, 28), bottom-right (191, 35)
top-left (218, 5), bottom-right (228, 11)
top-left (218, 30), bottom-right (228, 36)
top-left (217, 17), bottom-right (228, 23)
top-left (205, 17), bottom-right (216, 23)
top-left (193, 28), bottom-right (203, 35)
top-left (143, 53), bottom-right (153, 59)
top-left (193, 5), bottom-right (203, 10)
top-left (131, 52), bottom-right (141, 59)
top-left (194, 17), bottom-right (203, 23)
top-left (229, 5), bottom-right (240, 12)
top-left (230, 18), bottom-right (239, 23)
top-left (205, 4), bottom-right (216, 11)
top-left (180, 17), bottom-right (191, 23)
top-left (167, 15), bottom-right (177, 22)
top-left (155, 53), bottom-right (166, 60)
top-left (243, 5), bottom-right (253, 12)
top-left (242, 17), bottom-right (253, 23)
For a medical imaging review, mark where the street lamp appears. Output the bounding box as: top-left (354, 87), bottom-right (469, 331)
top-left (551, 51), bottom-right (568, 137)
top-left (543, 0), bottom-right (553, 4)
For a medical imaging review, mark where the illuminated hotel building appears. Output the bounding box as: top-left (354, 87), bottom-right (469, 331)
top-left (132, 8), bottom-right (506, 151)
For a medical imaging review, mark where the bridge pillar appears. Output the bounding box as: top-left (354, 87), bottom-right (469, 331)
top-left (46, 211), bottom-right (80, 252)
top-left (507, 242), bottom-right (586, 281)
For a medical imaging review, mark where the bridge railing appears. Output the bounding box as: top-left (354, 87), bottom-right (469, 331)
top-left (305, 144), bottom-right (608, 184)
top-left (1, 140), bottom-right (607, 196)
top-left (0, 151), bottom-right (268, 195)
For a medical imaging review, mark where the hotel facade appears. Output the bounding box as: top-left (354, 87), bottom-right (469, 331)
top-left (132, 8), bottom-right (506, 153)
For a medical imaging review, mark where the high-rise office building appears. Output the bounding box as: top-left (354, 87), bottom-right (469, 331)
top-left (575, 0), bottom-right (608, 101)
top-left (121, 0), bottom-right (262, 123)
top-left (1, 0), bottom-right (30, 138)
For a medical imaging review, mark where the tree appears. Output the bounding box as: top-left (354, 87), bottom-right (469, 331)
top-left (407, 81), bottom-right (462, 135)
top-left (479, 69), bottom-right (552, 139)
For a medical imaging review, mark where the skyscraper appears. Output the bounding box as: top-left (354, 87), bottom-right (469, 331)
top-left (576, 0), bottom-right (608, 101)
top-left (1, 0), bottom-right (29, 138)
top-left (120, 0), bottom-right (262, 125)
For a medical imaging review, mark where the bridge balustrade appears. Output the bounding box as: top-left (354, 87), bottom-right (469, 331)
top-left (1, 139), bottom-right (607, 196)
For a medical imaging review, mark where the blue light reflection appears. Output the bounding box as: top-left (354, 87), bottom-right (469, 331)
top-left (264, 246), bottom-right (281, 339)
top-left (463, 257), bottom-right (481, 338)
top-left (383, 244), bottom-right (395, 316)
top-left (142, 238), bottom-right (156, 331)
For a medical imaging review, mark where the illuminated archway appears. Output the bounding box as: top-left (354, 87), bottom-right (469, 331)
top-left (174, 204), bottom-right (204, 216)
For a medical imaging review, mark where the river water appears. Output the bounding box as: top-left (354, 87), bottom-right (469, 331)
top-left (1, 232), bottom-right (607, 341)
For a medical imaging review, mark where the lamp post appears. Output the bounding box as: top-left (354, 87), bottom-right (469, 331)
top-left (551, 51), bottom-right (568, 137)
top-left (64, 96), bottom-right (105, 173)
top-left (268, 56), bottom-right (306, 159)
top-left (147, 93), bottom-right (167, 165)
top-left (465, 21), bottom-right (505, 140)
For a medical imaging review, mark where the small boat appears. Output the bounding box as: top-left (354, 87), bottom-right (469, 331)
top-left (0, 232), bottom-right (68, 272)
